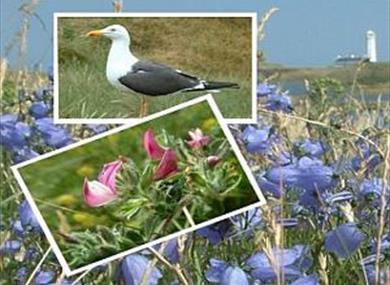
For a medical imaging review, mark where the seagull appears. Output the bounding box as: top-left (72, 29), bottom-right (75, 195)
top-left (87, 24), bottom-right (239, 117)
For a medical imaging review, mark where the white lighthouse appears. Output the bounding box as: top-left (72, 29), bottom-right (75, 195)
top-left (366, 30), bottom-right (377, 62)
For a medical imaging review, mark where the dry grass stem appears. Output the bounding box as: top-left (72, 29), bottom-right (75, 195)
top-left (148, 246), bottom-right (191, 285)
top-left (0, 58), bottom-right (7, 97)
top-left (318, 252), bottom-right (329, 285)
top-left (182, 206), bottom-right (196, 227)
top-left (112, 0), bottom-right (123, 12)
top-left (374, 135), bottom-right (389, 285)
top-left (258, 8), bottom-right (279, 42)
top-left (54, 271), bottom-right (66, 285)
top-left (258, 107), bottom-right (385, 158)
top-left (24, 247), bottom-right (51, 285)
top-left (70, 268), bottom-right (92, 285)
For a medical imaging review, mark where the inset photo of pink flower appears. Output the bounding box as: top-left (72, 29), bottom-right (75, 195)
top-left (11, 96), bottom-right (265, 275)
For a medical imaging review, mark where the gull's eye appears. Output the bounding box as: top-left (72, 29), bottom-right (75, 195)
top-left (110, 28), bottom-right (116, 32)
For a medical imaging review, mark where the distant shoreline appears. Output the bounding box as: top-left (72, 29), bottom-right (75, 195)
top-left (260, 62), bottom-right (390, 99)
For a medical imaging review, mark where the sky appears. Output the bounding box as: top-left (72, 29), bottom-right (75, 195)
top-left (1, 0), bottom-right (389, 68)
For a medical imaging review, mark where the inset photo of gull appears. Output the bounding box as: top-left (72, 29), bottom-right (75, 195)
top-left (54, 13), bottom-right (257, 124)
top-left (11, 95), bottom-right (265, 275)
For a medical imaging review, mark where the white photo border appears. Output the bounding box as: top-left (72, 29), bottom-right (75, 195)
top-left (53, 12), bottom-right (258, 125)
top-left (12, 95), bottom-right (266, 276)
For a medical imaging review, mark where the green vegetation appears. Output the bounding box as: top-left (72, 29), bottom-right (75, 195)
top-left (261, 62), bottom-right (390, 95)
top-left (1, 71), bottom-right (46, 109)
top-left (58, 17), bottom-right (253, 119)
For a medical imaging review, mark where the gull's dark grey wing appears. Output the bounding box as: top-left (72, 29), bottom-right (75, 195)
top-left (118, 61), bottom-right (201, 96)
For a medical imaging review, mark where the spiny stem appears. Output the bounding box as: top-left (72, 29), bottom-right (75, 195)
top-left (34, 197), bottom-right (94, 216)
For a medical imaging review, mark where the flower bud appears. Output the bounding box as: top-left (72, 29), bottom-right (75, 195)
top-left (154, 149), bottom-right (178, 181)
top-left (143, 129), bottom-right (166, 160)
top-left (207, 155), bottom-right (221, 167)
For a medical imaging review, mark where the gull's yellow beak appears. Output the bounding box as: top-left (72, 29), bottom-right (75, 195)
top-left (86, 29), bottom-right (104, 37)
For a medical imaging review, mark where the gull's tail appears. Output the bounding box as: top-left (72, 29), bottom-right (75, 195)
top-left (184, 80), bottom-right (240, 93)
top-left (203, 81), bottom-right (240, 90)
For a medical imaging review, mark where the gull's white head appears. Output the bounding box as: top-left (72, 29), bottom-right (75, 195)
top-left (87, 24), bottom-right (130, 42)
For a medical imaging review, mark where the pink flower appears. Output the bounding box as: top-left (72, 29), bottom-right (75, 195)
top-left (186, 128), bottom-right (210, 149)
top-left (83, 178), bottom-right (118, 207)
top-left (143, 130), bottom-right (179, 180)
top-left (98, 159), bottom-right (123, 191)
top-left (207, 155), bottom-right (221, 167)
top-left (143, 129), bottom-right (166, 160)
top-left (154, 149), bottom-right (178, 181)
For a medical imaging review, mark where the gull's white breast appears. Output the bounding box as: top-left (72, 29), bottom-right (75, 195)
top-left (105, 39), bottom-right (138, 91)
